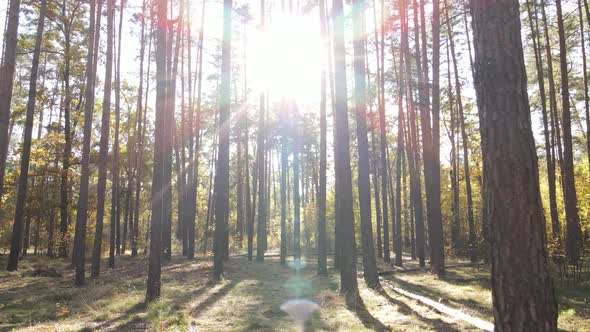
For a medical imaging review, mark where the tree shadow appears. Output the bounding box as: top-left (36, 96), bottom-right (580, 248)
top-left (91, 276), bottom-right (213, 330)
top-left (346, 294), bottom-right (391, 331)
top-left (190, 280), bottom-right (238, 317)
top-left (377, 287), bottom-right (462, 332)
top-left (385, 274), bottom-right (492, 323)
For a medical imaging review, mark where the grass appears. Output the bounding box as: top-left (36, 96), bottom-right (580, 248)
top-left (0, 253), bottom-right (588, 331)
top-left (377, 257), bottom-right (590, 332)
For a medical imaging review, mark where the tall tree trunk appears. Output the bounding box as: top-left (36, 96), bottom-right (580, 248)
top-left (256, 0), bottom-right (267, 262)
top-left (445, 2), bottom-right (475, 262)
top-left (91, 0), bottom-right (115, 279)
top-left (73, 0), bottom-right (100, 286)
top-left (0, 0), bottom-right (21, 204)
top-left (132, 0), bottom-right (148, 257)
top-left (539, 0), bottom-right (562, 243)
top-left (293, 107), bottom-right (301, 259)
top-left (446, 39), bottom-right (461, 253)
top-left (352, 0), bottom-right (380, 288)
top-left (370, 0), bottom-right (383, 260)
top-left (110, 0), bottom-right (124, 267)
top-left (412, 0), bottom-right (432, 269)
top-left (376, 0), bottom-right (391, 264)
top-left (213, 0), bottom-right (232, 280)
top-left (280, 99), bottom-right (288, 265)
top-left (59, 1), bottom-right (75, 258)
top-left (526, 0), bottom-right (560, 250)
top-left (316, 0), bottom-right (328, 275)
top-left (428, 0), bottom-right (445, 276)
top-left (333, 0), bottom-right (359, 305)
top-left (471, 0), bottom-right (558, 328)
top-left (146, 0), bottom-right (168, 303)
top-left (555, 0), bottom-right (582, 263)
top-left (579, 0), bottom-right (590, 173)
top-left (6, 0), bottom-right (47, 271)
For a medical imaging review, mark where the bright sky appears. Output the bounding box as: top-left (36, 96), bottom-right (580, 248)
top-left (2, 0), bottom-right (588, 166)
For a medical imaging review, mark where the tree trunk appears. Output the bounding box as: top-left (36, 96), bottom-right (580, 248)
top-left (110, 0), bottom-right (124, 266)
top-left (213, 0), bottom-right (232, 280)
top-left (59, 1), bottom-right (75, 259)
top-left (555, 0), bottom-right (582, 263)
top-left (579, 0), bottom-right (590, 173)
top-left (0, 0), bottom-right (21, 204)
top-left (471, 0), bottom-right (558, 329)
top-left (333, 0), bottom-right (358, 305)
top-left (428, 0), bottom-right (445, 276)
top-left (146, 0), bottom-right (168, 303)
top-left (352, 0), bottom-right (380, 288)
top-left (316, 0), bottom-right (328, 275)
top-left (539, 0), bottom-right (561, 243)
top-left (445, 2), bottom-right (475, 262)
top-left (73, 0), bottom-right (100, 286)
top-left (6, 0), bottom-right (47, 271)
top-left (91, 0), bottom-right (115, 279)
top-left (526, 0), bottom-right (560, 251)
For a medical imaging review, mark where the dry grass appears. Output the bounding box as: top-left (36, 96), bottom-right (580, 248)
top-left (0, 254), bottom-right (588, 331)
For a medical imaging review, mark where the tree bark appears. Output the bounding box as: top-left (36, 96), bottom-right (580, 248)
top-left (555, 0), bottom-right (582, 263)
top-left (91, 0), bottom-right (115, 279)
top-left (333, 0), bottom-right (359, 305)
top-left (428, 0), bottom-right (445, 276)
top-left (352, 0), bottom-right (380, 288)
top-left (73, 0), bottom-right (100, 286)
top-left (0, 0), bottom-right (21, 204)
top-left (6, 0), bottom-right (47, 271)
top-left (445, 2), bottom-right (475, 262)
top-left (145, 0), bottom-right (168, 303)
top-left (471, 0), bottom-right (558, 328)
top-left (213, 0), bottom-right (232, 280)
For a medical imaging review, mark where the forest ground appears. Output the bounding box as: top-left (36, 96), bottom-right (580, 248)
top-left (0, 253), bottom-right (588, 331)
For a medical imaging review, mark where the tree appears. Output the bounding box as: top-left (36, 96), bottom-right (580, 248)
top-left (470, 0), bottom-right (558, 328)
top-left (6, 0), bottom-right (47, 271)
top-left (132, 0), bottom-right (149, 258)
top-left (73, 0), bottom-right (100, 286)
top-left (352, 0), bottom-right (380, 288)
top-left (91, 0), bottom-right (115, 279)
top-left (213, 0), bottom-right (232, 280)
top-left (333, 0), bottom-right (359, 305)
top-left (445, 1), bottom-right (475, 262)
top-left (525, 0), bottom-right (560, 251)
top-left (316, 0), bottom-right (328, 276)
top-left (539, 0), bottom-right (561, 243)
top-left (57, 0), bottom-right (83, 259)
top-left (0, 0), bottom-right (22, 204)
top-left (555, 0), bottom-right (583, 264)
top-left (146, 0), bottom-right (169, 303)
top-left (110, 0), bottom-right (125, 265)
top-left (256, 0), bottom-right (267, 262)
top-left (428, 0), bottom-right (445, 276)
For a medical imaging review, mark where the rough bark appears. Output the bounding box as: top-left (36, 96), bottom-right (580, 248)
top-left (470, 0), bottom-right (558, 329)
top-left (6, 0), bottom-right (47, 271)
top-left (0, 0), bottom-right (21, 204)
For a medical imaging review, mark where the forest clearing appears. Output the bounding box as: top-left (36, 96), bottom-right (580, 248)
top-left (1, 0), bottom-right (590, 330)
top-left (1, 254), bottom-right (587, 331)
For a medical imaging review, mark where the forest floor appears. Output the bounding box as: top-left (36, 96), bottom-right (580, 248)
top-left (0, 253), bottom-right (588, 331)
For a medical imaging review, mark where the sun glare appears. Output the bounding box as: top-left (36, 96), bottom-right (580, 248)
top-left (248, 13), bottom-right (323, 105)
